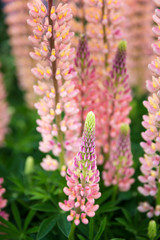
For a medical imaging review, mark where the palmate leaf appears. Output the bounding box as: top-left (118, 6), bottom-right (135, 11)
top-left (0, 216), bottom-right (18, 233)
top-left (26, 226), bottom-right (39, 234)
top-left (111, 238), bottom-right (125, 240)
top-left (96, 188), bottom-right (113, 205)
top-left (94, 217), bottom-right (107, 240)
top-left (77, 234), bottom-right (86, 240)
top-left (89, 218), bottom-right (94, 240)
top-left (57, 213), bottom-right (71, 237)
top-left (37, 215), bottom-right (57, 239)
top-left (11, 202), bottom-right (22, 230)
top-left (31, 203), bottom-right (58, 213)
top-left (23, 210), bottom-right (36, 231)
top-left (97, 201), bottom-right (120, 214)
top-left (116, 217), bottom-right (136, 235)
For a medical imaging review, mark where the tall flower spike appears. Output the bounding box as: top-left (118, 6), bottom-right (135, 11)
top-left (103, 124), bottom-right (135, 191)
top-left (124, 0), bottom-right (153, 91)
top-left (0, 178), bottom-right (9, 222)
top-left (2, 0), bottom-right (37, 107)
top-left (138, 0), bottom-right (160, 218)
top-left (28, 0), bottom-right (80, 170)
top-left (102, 40), bottom-right (132, 158)
top-left (59, 111), bottom-right (101, 225)
top-left (0, 72), bottom-right (10, 146)
top-left (73, 35), bottom-right (97, 134)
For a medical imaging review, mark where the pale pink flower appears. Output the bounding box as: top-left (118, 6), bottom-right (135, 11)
top-left (41, 155), bottom-right (59, 171)
top-left (59, 112), bottom-right (101, 225)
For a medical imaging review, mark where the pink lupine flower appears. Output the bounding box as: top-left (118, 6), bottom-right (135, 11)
top-left (2, 0), bottom-right (38, 107)
top-left (41, 155), bottom-right (59, 171)
top-left (59, 112), bottom-right (101, 225)
top-left (102, 40), bottom-right (132, 162)
top-left (124, 0), bottom-right (153, 91)
top-left (103, 124), bottom-right (134, 191)
top-left (138, 1), bottom-right (160, 218)
top-left (0, 73), bottom-right (10, 146)
top-left (0, 178), bottom-right (9, 222)
top-left (28, 0), bottom-right (81, 169)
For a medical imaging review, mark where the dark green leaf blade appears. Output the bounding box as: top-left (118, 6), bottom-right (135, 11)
top-left (94, 217), bottom-right (107, 240)
top-left (57, 213), bottom-right (71, 237)
top-left (11, 202), bottom-right (21, 230)
top-left (37, 216), bottom-right (57, 240)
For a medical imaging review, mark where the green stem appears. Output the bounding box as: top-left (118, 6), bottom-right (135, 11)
top-left (102, 0), bottom-right (109, 67)
top-left (68, 222), bottom-right (76, 240)
top-left (111, 185), bottom-right (118, 202)
top-left (48, 0), bottom-right (65, 166)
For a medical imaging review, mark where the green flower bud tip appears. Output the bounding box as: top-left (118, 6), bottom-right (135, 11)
top-left (148, 220), bottom-right (157, 240)
top-left (120, 124), bottom-right (130, 136)
top-left (85, 111), bottom-right (95, 133)
top-left (118, 40), bottom-right (127, 51)
top-left (24, 156), bottom-right (34, 175)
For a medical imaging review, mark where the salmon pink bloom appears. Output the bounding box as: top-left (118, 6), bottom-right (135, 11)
top-left (59, 112), bottom-right (101, 225)
top-left (138, 1), bottom-right (160, 218)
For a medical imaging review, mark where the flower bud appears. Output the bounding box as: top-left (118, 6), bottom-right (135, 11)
top-left (148, 220), bottom-right (157, 240)
top-left (24, 156), bottom-right (34, 175)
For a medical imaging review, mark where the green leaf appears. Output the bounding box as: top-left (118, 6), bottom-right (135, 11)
top-left (94, 217), bottom-right (106, 240)
top-left (57, 213), bottom-right (71, 237)
top-left (89, 218), bottom-right (94, 240)
top-left (31, 203), bottom-right (57, 213)
top-left (0, 216), bottom-right (18, 233)
top-left (0, 225), bottom-right (17, 234)
top-left (23, 210), bottom-right (36, 231)
top-left (77, 234), bottom-right (86, 240)
top-left (121, 208), bottom-right (132, 224)
top-left (37, 216), bottom-right (57, 239)
top-left (11, 202), bottom-right (21, 229)
top-left (110, 238), bottom-right (125, 240)
top-left (116, 218), bottom-right (136, 235)
top-left (97, 188), bottom-right (113, 205)
top-left (26, 226), bottom-right (39, 234)
top-left (98, 201), bottom-right (119, 214)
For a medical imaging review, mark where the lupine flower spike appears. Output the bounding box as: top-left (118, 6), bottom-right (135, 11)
top-left (102, 40), bottom-right (132, 159)
top-left (103, 124), bottom-right (134, 191)
top-left (0, 72), bottom-right (10, 146)
top-left (28, 0), bottom-right (80, 172)
top-left (125, 0), bottom-right (153, 90)
top-left (59, 111), bottom-right (101, 225)
top-left (2, 0), bottom-right (37, 107)
top-left (138, 0), bottom-right (160, 218)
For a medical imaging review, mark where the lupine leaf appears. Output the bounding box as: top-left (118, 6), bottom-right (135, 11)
top-left (37, 216), bottom-right (57, 239)
top-left (0, 216), bottom-right (19, 233)
top-left (11, 202), bottom-right (22, 229)
top-left (57, 213), bottom-right (71, 237)
top-left (89, 218), bottom-right (94, 240)
top-left (77, 234), bottom-right (86, 240)
top-left (26, 226), bottom-right (39, 234)
top-left (31, 203), bottom-right (57, 212)
top-left (94, 217), bottom-right (106, 240)
top-left (23, 210), bottom-right (36, 231)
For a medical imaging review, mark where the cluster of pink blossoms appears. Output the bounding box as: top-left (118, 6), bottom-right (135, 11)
top-left (138, 0), bottom-right (160, 218)
top-left (0, 178), bottom-right (8, 221)
top-left (125, 0), bottom-right (153, 90)
top-left (0, 73), bottom-right (10, 146)
top-left (28, 0), bottom-right (81, 171)
top-left (72, 36), bottom-right (105, 164)
top-left (59, 112), bottom-right (101, 225)
top-left (103, 124), bottom-right (134, 191)
top-left (2, 0), bottom-right (37, 107)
